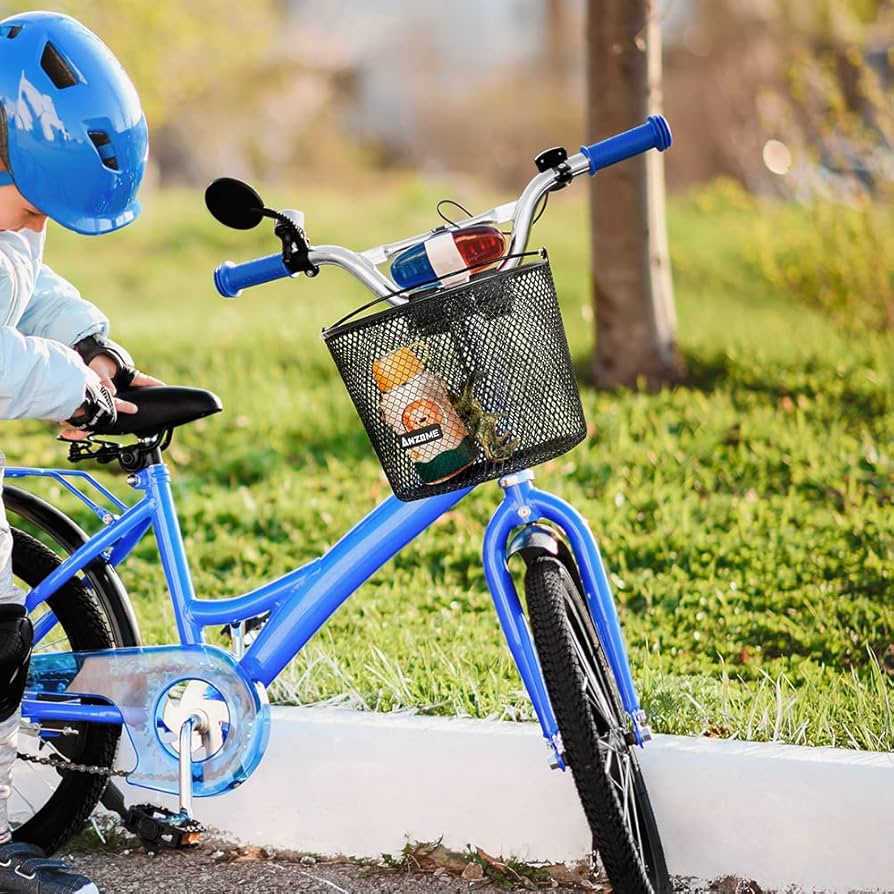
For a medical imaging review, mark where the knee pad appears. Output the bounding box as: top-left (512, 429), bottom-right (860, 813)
top-left (0, 604), bottom-right (32, 723)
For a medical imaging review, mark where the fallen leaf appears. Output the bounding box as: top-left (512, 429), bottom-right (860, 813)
top-left (475, 846), bottom-right (509, 874)
top-left (233, 846), bottom-right (267, 863)
top-left (461, 862), bottom-right (484, 881)
top-left (406, 843), bottom-right (466, 874)
top-left (546, 863), bottom-right (587, 885)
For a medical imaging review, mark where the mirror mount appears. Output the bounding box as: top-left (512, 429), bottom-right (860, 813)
top-left (205, 177), bottom-right (319, 277)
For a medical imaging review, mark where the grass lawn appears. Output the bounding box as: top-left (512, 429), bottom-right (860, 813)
top-left (5, 177), bottom-right (892, 749)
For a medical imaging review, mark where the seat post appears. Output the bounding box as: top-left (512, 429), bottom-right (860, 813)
top-left (144, 444), bottom-right (165, 467)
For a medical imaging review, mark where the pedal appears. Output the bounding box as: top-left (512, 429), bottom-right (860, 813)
top-left (123, 803), bottom-right (204, 854)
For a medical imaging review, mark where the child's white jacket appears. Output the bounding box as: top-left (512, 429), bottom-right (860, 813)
top-left (0, 227), bottom-right (107, 421)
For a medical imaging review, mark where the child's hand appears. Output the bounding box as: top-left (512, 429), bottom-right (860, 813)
top-left (58, 393), bottom-right (135, 441)
top-left (87, 353), bottom-right (119, 393)
top-left (58, 368), bottom-right (159, 441)
top-left (87, 356), bottom-right (165, 395)
top-left (128, 371), bottom-right (166, 388)
top-left (59, 363), bottom-right (167, 440)
top-left (59, 376), bottom-right (132, 441)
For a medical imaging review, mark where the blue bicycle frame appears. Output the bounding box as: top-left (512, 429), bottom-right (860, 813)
top-left (12, 458), bottom-right (645, 772)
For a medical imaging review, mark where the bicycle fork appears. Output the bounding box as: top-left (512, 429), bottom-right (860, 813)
top-left (482, 470), bottom-right (649, 770)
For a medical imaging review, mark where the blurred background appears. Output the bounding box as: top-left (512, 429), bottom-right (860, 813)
top-left (6, 0), bottom-right (893, 199)
top-left (2, 0), bottom-right (891, 746)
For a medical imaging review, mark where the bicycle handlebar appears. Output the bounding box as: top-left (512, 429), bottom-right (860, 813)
top-left (213, 115), bottom-right (672, 300)
top-left (214, 254), bottom-right (291, 300)
top-left (579, 115), bottom-right (672, 175)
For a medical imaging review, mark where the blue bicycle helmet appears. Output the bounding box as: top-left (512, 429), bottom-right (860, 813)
top-left (0, 11), bottom-right (148, 234)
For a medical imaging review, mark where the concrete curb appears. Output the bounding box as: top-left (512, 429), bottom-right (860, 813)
top-left (110, 707), bottom-right (893, 893)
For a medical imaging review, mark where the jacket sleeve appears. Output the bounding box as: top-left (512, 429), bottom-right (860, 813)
top-left (17, 264), bottom-right (109, 346)
top-left (0, 326), bottom-right (89, 420)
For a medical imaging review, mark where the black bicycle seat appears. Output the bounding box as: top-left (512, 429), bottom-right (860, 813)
top-left (92, 386), bottom-right (223, 437)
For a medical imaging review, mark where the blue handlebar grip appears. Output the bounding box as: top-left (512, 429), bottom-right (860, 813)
top-left (580, 114), bottom-right (672, 175)
top-left (213, 254), bottom-right (291, 298)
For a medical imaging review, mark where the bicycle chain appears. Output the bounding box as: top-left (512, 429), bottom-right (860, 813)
top-left (17, 751), bottom-right (129, 778)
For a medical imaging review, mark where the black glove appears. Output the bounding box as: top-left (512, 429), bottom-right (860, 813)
top-left (67, 379), bottom-right (117, 431)
top-left (73, 334), bottom-right (137, 390)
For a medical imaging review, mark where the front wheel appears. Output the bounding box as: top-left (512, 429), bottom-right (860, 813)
top-left (524, 556), bottom-right (671, 894)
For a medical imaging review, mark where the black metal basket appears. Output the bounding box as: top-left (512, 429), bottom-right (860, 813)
top-left (322, 258), bottom-right (586, 501)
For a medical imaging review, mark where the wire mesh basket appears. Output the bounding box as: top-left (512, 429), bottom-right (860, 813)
top-left (322, 257), bottom-right (586, 501)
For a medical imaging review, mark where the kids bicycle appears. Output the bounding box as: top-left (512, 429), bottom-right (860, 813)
top-left (7, 116), bottom-right (673, 893)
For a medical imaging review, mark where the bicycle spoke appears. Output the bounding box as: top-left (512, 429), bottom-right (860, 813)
top-left (609, 744), bottom-right (646, 869)
top-left (599, 737), bottom-right (628, 809)
top-left (34, 635), bottom-right (67, 653)
top-left (605, 750), bottom-right (626, 809)
top-left (627, 759), bottom-right (645, 863)
top-left (572, 636), bottom-right (614, 724)
top-left (622, 755), bottom-right (634, 831)
top-left (561, 584), bottom-right (658, 879)
top-left (618, 752), bottom-right (630, 827)
top-left (597, 723), bottom-right (652, 873)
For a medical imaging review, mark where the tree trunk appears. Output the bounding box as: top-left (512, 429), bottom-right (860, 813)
top-left (544, 0), bottom-right (572, 87)
top-left (587, 0), bottom-right (681, 388)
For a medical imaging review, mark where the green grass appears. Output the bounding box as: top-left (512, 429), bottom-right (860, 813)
top-left (6, 177), bottom-right (892, 749)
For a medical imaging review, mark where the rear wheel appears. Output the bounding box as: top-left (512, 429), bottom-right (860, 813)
top-left (3, 484), bottom-right (140, 649)
top-left (11, 530), bottom-right (124, 853)
top-left (524, 556), bottom-right (671, 893)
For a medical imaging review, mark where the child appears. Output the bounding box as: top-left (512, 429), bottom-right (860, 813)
top-left (0, 11), bottom-right (159, 892)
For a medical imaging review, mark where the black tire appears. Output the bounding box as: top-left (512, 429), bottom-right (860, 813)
top-left (10, 529), bottom-right (123, 853)
top-left (524, 556), bottom-right (671, 894)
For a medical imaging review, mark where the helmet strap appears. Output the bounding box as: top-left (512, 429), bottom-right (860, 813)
top-left (0, 171), bottom-right (12, 187)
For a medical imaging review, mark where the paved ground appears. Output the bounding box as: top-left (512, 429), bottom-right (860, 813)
top-left (66, 835), bottom-right (761, 893)
top-left (70, 839), bottom-right (611, 894)
top-left (70, 845), bottom-right (765, 894)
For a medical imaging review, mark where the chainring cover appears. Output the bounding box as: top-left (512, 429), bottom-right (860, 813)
top-left (24, 644), bottom-right (270, 796)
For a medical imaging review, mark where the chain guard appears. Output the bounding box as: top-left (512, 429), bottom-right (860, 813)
top-left (23, 644), bottom-right (270, 797)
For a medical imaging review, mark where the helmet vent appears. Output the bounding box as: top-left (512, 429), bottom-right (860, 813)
top-left (88, 131), bottom-right (119, 171)
top-left (41, 42), bottom-right (78, 89)
top-left (2, 26), bottom-right (23, 39)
